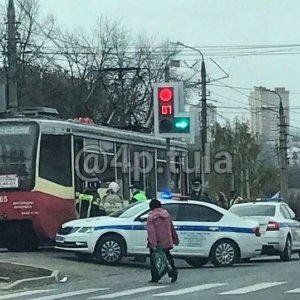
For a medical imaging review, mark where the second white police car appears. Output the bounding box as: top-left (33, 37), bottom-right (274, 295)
top-left (55, 199), bottom-right (262, 267)
top-left (229, 199), bottom-right (300, 261)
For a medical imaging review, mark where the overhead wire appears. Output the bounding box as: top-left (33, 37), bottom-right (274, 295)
top-left (10, 1), bottom-right (300, 134)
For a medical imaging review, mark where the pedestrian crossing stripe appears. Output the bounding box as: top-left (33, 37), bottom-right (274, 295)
top-left (29, 289), bottom-right (109, 300)
top-left (88, 286), bottom-right (167, 299)
top-left (3, 282), bottom-right (300, 299)
top-left (153, 283), bottom-right (227, 296)
top-left (219, 282), bottom-right (287, 295)
top-left (285, 287), bottom-right (300, 293)
top-left (0, 290), bottom-right (55, 300)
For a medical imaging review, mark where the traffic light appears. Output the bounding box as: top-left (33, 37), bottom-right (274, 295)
top-left (153, 82), bottom-right (194, 138)
top-left (157, 87), bottom-right (174, 133)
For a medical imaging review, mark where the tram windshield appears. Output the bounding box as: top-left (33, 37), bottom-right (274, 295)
top-left (0, 122), bottom-right (38, 191)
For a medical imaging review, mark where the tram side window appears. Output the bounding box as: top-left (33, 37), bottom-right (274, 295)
top-left (157, 161), bottom-right (167, 191)
top-left (39, 134), bottom-right (72, 186)
top-left (170, 154), bottom-right (181, 193)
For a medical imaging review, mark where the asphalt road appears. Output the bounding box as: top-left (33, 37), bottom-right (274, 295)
top-left (0, 249), bottom-right (300, 300)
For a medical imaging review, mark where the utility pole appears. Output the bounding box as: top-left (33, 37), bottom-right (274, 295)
top-left (245, 164), bottom-right (250, 199)
top-left (279, 100), bottom-right (288, 203)
top-left (7, 0), bottom-right (18, 113)
top-left (201, 59), bottom-right (207, 186)
top-left (165, 64), bottom-right (171, 191)
top-left (173, 42), bottom-right (207, 187)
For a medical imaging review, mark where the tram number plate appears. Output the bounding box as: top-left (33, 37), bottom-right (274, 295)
top-left (0, 175), bottom-right (18, 188)
top-left (55, 236), bottom-right (65, 243)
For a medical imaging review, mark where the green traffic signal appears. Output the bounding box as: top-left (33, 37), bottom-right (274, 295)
top-left (174, 117), bottom-right (190, 132)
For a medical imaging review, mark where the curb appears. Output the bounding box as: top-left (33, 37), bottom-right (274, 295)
top-left (0, 262), bottom-right (61, 291)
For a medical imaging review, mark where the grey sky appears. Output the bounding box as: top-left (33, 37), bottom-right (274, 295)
top-left (38, 0), bottom-right (300, 128)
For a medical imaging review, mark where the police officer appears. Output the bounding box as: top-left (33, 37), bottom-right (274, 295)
top-left (189, 178), bottom-right (211, 203)
top-left (130, 185), bottom-right (147, 203)
top-left (229, 190), bottom-right (243, 207)
top-left (77, 185), bottom-right (103, 218)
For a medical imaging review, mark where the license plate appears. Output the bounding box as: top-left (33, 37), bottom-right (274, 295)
top-left (56, 236), bottom-right (65, 242)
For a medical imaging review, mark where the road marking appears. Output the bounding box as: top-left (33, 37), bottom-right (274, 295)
top-left (285, 287), bottom-right (300, 293)
top-left (30, 288), bottom-right (109, 300)
top-left (89, 286), bottom-right (167, 299)
top-left (219, 282), bottom-right (286, 295)
top-left (153, 283), bottom-right (227, 296)
top-left (0, 290), bottom-right (54, 300)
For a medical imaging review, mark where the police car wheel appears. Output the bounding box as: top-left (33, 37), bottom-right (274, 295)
top-left (280, 237), bottom-right (292, 261)
top-left (210, 239), bottom-right (239, 267)
top-left (185, 257), bottom-right (209, 268)
top-left (94, 235), bottom-right (125, 265)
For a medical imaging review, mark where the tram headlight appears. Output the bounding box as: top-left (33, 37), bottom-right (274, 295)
top-left (79, 227), bottom-right (95, 233)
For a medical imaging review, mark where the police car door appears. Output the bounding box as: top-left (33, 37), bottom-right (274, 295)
top-left (282, 204), bottom-right (300, 249)
top-left (161, 203), bottom-right (181, 253)
top-left (176, 203), bottom-right (223, 255)
top-left (280, 204), bottom-right (298, 248)
top-left (132, 203), bottom-right (180, 253)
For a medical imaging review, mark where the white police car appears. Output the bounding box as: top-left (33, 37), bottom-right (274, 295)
top-left (55, 199), bottom-right (262, 267)
top-left (229, 199), bottom-right (300, 261)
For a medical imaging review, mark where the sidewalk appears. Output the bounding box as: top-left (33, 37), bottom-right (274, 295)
top-left (0, 261), bottom-right (60, 291)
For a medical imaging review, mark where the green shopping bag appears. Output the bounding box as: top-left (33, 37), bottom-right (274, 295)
top-left (152, 247), bottom-right (172, 278)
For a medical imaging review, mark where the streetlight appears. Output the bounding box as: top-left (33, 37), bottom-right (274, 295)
top-left (265, 89), bottom-right (288, 203)
top-left (173, 41), bottom-right (207, 186)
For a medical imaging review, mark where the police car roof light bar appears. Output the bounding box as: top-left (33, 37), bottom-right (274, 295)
top-left (256, 198), bottom-right (283, 202)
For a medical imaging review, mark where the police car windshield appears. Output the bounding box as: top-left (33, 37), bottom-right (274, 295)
top-left (230, 205), bottom-right (276, 217)
top-left (109, 202), bottom-right (149, 218)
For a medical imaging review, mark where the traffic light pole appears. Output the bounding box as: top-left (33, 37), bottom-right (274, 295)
top-left (165, 65), bottom-right (171, 191)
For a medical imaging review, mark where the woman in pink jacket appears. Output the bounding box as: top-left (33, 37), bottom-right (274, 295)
top-left (146, 199), bottom-right (179, 283)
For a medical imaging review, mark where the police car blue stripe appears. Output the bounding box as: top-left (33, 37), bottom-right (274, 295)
top-left (94, 225), bottom-right (254, 234)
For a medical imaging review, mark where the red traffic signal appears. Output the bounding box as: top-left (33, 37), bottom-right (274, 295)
top-left (158, 87), bottom-right (174, 118)
top-left (158, 87), bottom-right (174, 102)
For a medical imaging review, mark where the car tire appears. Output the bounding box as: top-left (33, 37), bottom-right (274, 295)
top-left (185, 257), bottom-right (209, 268)
top-left (94, 235), bottom-right (126, 265)
top-left (280, 237), bottom-right (292, 261)
top-left (76, 253), bottom-right (92, 262)
top-left (210, 239), bottom-right (239, 267)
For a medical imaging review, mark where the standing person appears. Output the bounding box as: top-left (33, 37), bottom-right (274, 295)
top-left (129, 185), bottom-right (147, 203)
top-left (147, 199), bottom-right (179, 283)
top-left (229, 190), bottom-right (242, 207)
top-left (102, 182), bottom-right (123, 214)
top-left (215, 191), bottom-right (228, 209)
top-left (189, 178), bottom-right (211, 203)
top-left (77, 185), bottom-right (102, 218)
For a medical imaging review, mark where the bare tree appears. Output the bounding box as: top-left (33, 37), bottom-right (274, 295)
top-left (0, 0), bottom-right (200, 129)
